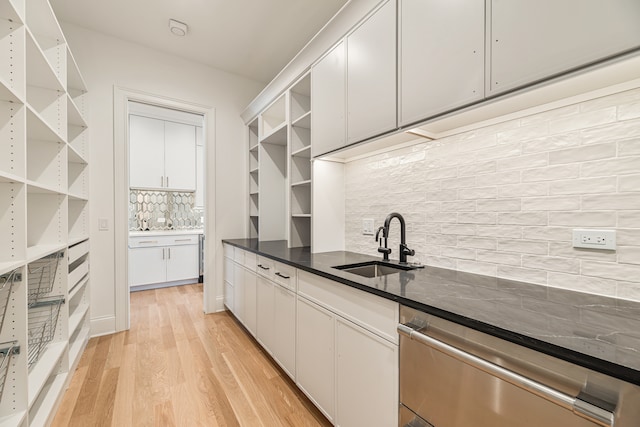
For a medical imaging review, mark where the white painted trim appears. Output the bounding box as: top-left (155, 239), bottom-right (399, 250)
top-left (90, 315), bottom-right (117, 338)
top-left (113, 87), bottom-right (216, 332)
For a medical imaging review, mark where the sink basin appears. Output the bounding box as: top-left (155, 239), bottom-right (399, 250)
top-left (333, 261), bottom-right (417, 278)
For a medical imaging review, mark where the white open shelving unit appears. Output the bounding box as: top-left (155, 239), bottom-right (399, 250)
top-left (249, 72), bottom-right (312, 247)
top-left (0, 0), bottom-right (90, 425)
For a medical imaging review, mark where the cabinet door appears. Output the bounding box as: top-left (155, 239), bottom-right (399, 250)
top-left (336, 318), bottom-right (398, 427)
top-left (489, 0), bottom-right (640, 95)
top-left (273, 285), bottom-right (296, 378)
top-left (165, 244), bottom-right (199, 282)
top-left (311, 41), bottom-right (346, 157)
top-left (233, 263), bottom-right (245, 322)
top-left (129, 115), bottom-right (165, 189)
top-left (296, 297), bottom-right (335, 422)
top-left (129, 246), bottom-right (166, 286)
top-left (164, 121), bottom-right (197, 191)
top-left (347, 0), bottom-right (396, 144)
top-left (256, 275), bottom-right (275, 353)
top-left (399, 0), bottom-right (484, 126)
top-left (244, 269), bottom-right (257, 337)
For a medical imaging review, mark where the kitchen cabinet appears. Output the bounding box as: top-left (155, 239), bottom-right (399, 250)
top-left (311, 41), bottom-right (346, 157)
top-left (233, 262), bottom-right (245, 323)
top-left (296, 270), bottom-right (399, 426)
top-left (128, 235), bottom-right (199, 288)
top-left (243, 268), bottom-right (257, 336)
top-left (336, 318), bottom-right (398, 427)
top-left (399, 0), bottom-right (484, 126)
top-left (129, 115), bottom-right (197, 191)
top-left (489, 0), bottom-right (640, 95)
top-left (224, 251), bottom-right (234, 311)
top-left (346, 0), bottom-right (396, 145)
top-left (296, 296), bottom-right (336, 422)
top-left (256, 275), bottom-right (276, 352)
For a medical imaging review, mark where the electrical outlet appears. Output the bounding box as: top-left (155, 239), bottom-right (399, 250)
top-left (572, 229), bottom-right (616, 250)
top-left (362, 218), bottom-right (374, 235)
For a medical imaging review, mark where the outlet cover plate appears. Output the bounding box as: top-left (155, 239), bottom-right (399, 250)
top-left (572, 229), bottom-right (616, 250)
top-left (362, 218), bottom-right (374, 235)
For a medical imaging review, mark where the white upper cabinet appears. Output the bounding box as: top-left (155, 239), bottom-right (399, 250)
top-left (399, 0), bottom-right (485, 126)
top-left (164, 121), bottom-right (196, 191)
top-left (129, 115), bottom-right (197, 191)
top-left (311, 41), bottom-right (346, 157)
top-left (346, 0), bottom-right (397, 144)
top-left (489, 0), bottom-right (640, 95)
top-left (129, 115), bottom-right (165, 190)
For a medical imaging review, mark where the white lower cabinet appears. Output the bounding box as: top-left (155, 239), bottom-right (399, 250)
top-left (336, 318), bottom-right (398, 427)
top-left (296, 296), bottom-right (336, 422)
top-left (233, 262), bottom-right (245, 323)
top-left (256, 275), bottom-right (276, 351)
top-left (273, 285), bottom-right (296, 378)
top-left (129, 235), bottom-right (199, 288)
top-left (243, 269), bottom-right (257, 336)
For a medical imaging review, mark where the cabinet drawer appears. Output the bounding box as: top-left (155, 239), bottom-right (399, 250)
top-left (129, 237), bottom-right (164, 248)
top-left (273, 261), bottom-right (297, 291)
top-left (244, 251), bottom-right (257, 271)
top-left (167, 235), bottom-right (199, 246)
top-left (223, 243), bottom-right (233, 258)
top-left (256, 256), bottom-right (275, 280)
top-left (130, 234), bottom-right (198, 248)
top-left (234, 247), bottom-right (245, 264)
top-left (298, 270), bottom-right (398, 344)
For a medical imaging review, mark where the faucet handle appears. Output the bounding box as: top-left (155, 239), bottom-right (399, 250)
top-left (378, 246), bottom-right (392, 255)
top-left (400, 243), bottom-right (415, 257)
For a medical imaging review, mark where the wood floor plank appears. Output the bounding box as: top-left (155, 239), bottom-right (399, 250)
top-left (52, 284), bottom-right (331, 427)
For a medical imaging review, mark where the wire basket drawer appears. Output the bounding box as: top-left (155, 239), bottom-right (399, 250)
top-left (28, 297), bottom-right (64, 369)
top-left (0, 268), bottom-right (21, 335)
top-left (28, 252), bottom-right (63, 307)
top-left (0, 341), bottom-right (20, 402)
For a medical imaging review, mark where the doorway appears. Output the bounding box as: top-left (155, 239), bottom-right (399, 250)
top-left (113, 88), bottom-right (216, 331)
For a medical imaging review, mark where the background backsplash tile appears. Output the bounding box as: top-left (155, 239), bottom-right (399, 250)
top-left (129, 190), bottom-right (202, 230)
top-left (344, 87), bottom-right (640, 302)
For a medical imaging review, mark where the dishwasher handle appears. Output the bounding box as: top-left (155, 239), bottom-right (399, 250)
top-left (397, 323), bottom-right (615, 427)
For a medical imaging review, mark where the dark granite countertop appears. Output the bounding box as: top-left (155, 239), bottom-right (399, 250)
top-left (223, 238), bottom-right (640, 386)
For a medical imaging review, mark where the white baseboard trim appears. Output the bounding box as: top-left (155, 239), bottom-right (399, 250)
top-left (90, 315), bottom-right (117, 337)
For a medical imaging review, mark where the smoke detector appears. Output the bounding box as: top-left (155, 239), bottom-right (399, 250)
top-left (169, 19), bottom-right (188, 36)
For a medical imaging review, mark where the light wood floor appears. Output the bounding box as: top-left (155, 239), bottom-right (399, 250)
top-left (52, 284), bottom-right (331, 427)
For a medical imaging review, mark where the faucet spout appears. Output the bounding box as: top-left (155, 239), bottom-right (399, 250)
top-left (383, 212), bottom-right (414, 264)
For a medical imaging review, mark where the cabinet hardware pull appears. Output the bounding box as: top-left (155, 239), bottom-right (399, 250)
top-left (162, 248), bottom-right (165, 260)
top-left (397, 324), bottom-right (615, 427)
top-left (258, 264), bottom-right (270, 270)
top-left (168, 248), bottom-right (171, 259)
top-left (167, 176), bottom-right (169, 187)
top-left (275, 272), bottom-right (290, 279)
top-left (174, 239), bottom-right (191, 242)
top-left (139, 240), bottom-right (158, 244)
top-left (161, 176), bottom-right (164, 187)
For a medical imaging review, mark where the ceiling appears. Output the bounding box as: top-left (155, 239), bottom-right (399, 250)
top-left (50, 0), bottom-right (349, 83)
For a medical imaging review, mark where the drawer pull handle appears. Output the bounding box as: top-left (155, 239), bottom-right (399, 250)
top-left (139, 240), bottom-right (158, 244)
top-left (258, 264), bottom-right (270, 270)
top-left (275, 272), bottom-right (290, 279)
top-left (174, 239), bottom-right (192, 242)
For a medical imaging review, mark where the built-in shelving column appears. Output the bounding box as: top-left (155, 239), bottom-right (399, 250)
top-left (289, 73), bottom-right (311, 247)
top-left (248, 119), bottom-right (259, 239)
top-left (258, 94), bottom-right (288, 242)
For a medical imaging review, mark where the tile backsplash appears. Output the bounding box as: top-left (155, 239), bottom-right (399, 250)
top-left (344, 87), bottom-right (640, 302)
top-left (129, 190), bottom-right (203, 231)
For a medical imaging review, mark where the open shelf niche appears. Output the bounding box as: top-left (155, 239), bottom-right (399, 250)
top-left (248, 118), bottom-right (259, 239)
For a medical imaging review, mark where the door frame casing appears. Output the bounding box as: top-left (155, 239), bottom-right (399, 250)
top-left (113, 86), bottom-right (216, 331)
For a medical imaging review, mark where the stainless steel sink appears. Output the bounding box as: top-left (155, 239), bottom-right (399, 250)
top-left (333, 261), bottom-right (417, 278)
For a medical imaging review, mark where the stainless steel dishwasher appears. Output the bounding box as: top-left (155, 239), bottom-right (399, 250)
top-left (398, 305), bottom-right (640, 427)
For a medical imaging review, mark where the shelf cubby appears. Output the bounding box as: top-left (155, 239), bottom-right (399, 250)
top-left (260, 94), bottom-right (286, 139)
top-left (67, 123), bottom-right (88, 160)
top-left (67, 198), bottom-right (88, 242)
top-left (26, 190), bottom-right (66, 255)
top-left (25, 0), bottom-right (65, 88)
top-left (291, 182), bottom-right (311, 216)
top-left (290, 73), bottom-right (310, 123)
top-left (249, 215), bottom-right (259, 239)
top-left (291, 153), bottom-right (311, 184)
top-left (290, 216), bottom-right (311, 248)
top-left (0, 182), bottom-right (26, 266)
top-left (291, 121), bottom-right (310, 154)
top-left (0, 16), bottom-right (25, 103)
top-left (0, 101), bottom-right (25, 181)
top-left (26, 138), bottom-right (65, 193)
top-left (258, 142), bottom-right (287, 241)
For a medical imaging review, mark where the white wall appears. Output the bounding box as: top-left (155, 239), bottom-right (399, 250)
top-left (61, 23), bottom-right (264, 335)
top-left (345, 86), bottom-right (640, 302)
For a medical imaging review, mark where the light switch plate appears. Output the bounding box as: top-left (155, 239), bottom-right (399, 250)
top-left (98, 218), bottom-right (109, 231)
top-left (362, 218), bottom-right (374, 235)
top-left (572, 229), bottom-right (616, 250)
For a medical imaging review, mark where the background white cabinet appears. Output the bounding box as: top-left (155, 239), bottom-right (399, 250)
top-left (243, 268), bottom-right (257, 336)
top-left (399, 0), bottom-right (485, 126)
top-left (296, 296), bottom-right (336, 422)
top-left (489, 0), bottom-right (640, 95)
top-left (128, 235), bottom-right (199, 288)
top-left (311, 41), bottom-right (346, 157)
top-left (256, 275), bottom-right (275, 352)
top-left (233, 262), bottom-right (245, 323)
top-left (346, 0), bottom-right (396, 144)
top-left (129, 115), bottom-right (165, 190)
top-left (273, 285), bottom-right (296, 378)
top-left (129, 116), bottom-right (196, 191)
top-left (195, 126), bottom-right (204, 208)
